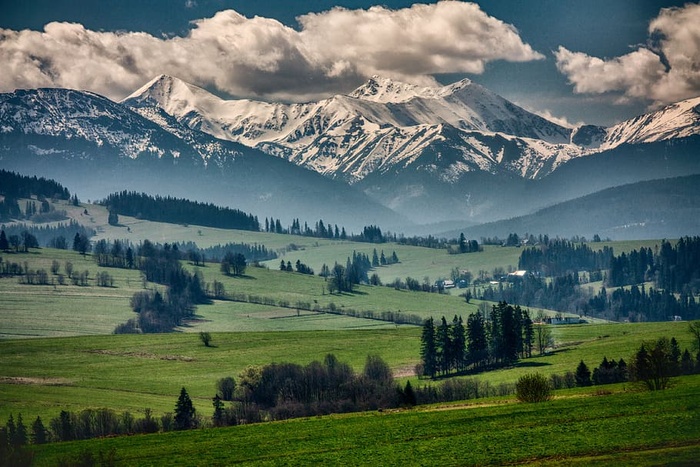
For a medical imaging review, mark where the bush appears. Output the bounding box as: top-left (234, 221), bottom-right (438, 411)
top-left (515, 373), bottom-right (553, 403)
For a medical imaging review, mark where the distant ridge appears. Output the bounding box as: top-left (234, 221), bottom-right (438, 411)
top-left (442, 175), bottom-right (700, 241)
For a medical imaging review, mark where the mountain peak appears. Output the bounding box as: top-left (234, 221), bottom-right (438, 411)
top-left (348, 75), bottom-right (444, 103)
top-left (121, 75), bottom-right (203, 106)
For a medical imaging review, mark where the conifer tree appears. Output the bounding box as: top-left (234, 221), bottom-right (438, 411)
top-left (174, 387), bottom-right (197, 430)
top-left (420, 318), bottom-right (437, 378)
top-left (451, 315), bottom-right (466, 371)
top-left (436, 317), bottom-right (452, 375)
top-left (0, 230), bottom-right (8, 251)
top-left (31, 416), bottom-right (48, 444)
top-left (575, 360), bottom-right (592, 386)
top-left (212, 394), bottom-right (225, 427)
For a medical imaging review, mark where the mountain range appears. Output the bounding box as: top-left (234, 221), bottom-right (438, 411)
top-left (1, 74), bottom-right (699, 237)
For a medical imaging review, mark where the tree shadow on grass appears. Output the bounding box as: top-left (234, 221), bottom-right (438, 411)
top-left (515, 361), bottom-right (552, 368)
top-left (231, 274), bottom-right (256, 280)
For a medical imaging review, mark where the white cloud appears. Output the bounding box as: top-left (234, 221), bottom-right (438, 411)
top-left (529, 108), bottom-right (583, 129)
top-left (555, 3), bottom-right (700, 106)
top-left (0, 3), bottom-right (543, 101)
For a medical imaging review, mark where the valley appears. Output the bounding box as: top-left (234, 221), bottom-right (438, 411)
top-left (1, 48), bottom-right (699, 467)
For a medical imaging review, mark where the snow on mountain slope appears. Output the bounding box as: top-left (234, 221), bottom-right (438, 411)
top-left (602, 96), bottom-right (700, 149)
top-left (123, 75), bottom-right (576, 183)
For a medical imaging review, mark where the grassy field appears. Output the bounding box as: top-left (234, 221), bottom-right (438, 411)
top-left (0, 247), bottom-right (489, 339)
top-left (28, 375), bottom-right (700, 466)
top-left (0, 320), bottom-right (694, 423)
top-left (2, 204), bottom-right (697, 465)
top-left (0, 248), bottom-right (144, 338)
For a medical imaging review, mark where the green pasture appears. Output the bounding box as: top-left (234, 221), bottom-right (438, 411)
top-left (0, 249), bottom-right (144, 338)
top-left (0, 320), bottom-right (694, 423)
top-left (0, 329), bottom-right (419, 422)
top-left (30, 375), bottom-right (700, 466)
top-left (1, 247), bottom-right (487, 339)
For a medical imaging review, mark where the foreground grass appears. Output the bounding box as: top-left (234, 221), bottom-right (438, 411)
top-left (30, 375), bottom-right (700, 466)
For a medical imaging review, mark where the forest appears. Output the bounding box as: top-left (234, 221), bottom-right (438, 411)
top-left (101, 191), bottom-right (260, 232)
top-left (482, 237), bottom-right (700, 322)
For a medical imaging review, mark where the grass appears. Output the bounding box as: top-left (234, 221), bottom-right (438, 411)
top-left (0, 329), bottom-right (420, 422)
top-left (0, 249), bottom-right (144, 338)
top-left (0, 320), bottom-right (694, 423)
top-left (0, 247), bottom-right (486, 339)
top-left (28, 375), bottom-right (700, 466)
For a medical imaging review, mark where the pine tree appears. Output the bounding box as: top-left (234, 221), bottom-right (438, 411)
top-left (0, 230), bottom-right (8, 251)
top-left (575, 360), bottom-right (592, 386)
top-left (108, 209), bottom-right (119, 226)
top-left (451, 315), bottom-right (466, 371)
top-left (522, 309), bottom-right (534, 358)
top-left (467, 311), bottom-right (488, 370)
top-left (13, 414), bottom-right (27, 446)
top-left (212, 394), bottom-right (225, 427)
top-left (174, 387), bottom-right (197, 430)
top-left (436, 317), bottom-right (452, 375)
top-left (31, 416), bottom-right (48, 444)
top-left (420, 318), bottom-right (437, 378)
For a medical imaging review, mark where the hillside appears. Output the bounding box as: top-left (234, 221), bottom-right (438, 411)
top-left (442, 174), bottom-right (700, 240)
top-left (29, 377), bottom-right (700, 466)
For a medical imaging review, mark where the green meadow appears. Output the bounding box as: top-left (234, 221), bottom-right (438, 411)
top-left (2, 211), bottom-right (698, 465)
top-left (0, 320), bottom-right (694, 423)
top-left (29, 375), bottom-right (700, 466)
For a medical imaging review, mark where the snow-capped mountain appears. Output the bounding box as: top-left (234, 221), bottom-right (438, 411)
top-left (3, 77), bottom-right (699, 229)
top-left (0, 87), bottom-right (408, 230)
top-left (601, 96), bottom-right (700, 149)
top-left (123, 75), bottom-right (576, 183)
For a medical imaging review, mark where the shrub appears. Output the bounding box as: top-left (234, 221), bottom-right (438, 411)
top-left (515, 373), bottom-right (553, 403)
top-left (199, 332), bottom-right (212, 347)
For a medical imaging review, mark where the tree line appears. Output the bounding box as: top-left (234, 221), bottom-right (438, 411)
top-left (101, 191), bottom-right (260, 232)
top-left (0, 170), bottom-right (70, 223)
top-left (554, 329), bottom-right (700, 391)
top-left (518, 239), bottom-right (613, 276)
top-left (0, 221), bottom-right (95, 250)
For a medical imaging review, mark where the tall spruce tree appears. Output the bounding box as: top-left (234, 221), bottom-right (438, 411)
top-left (436, 317), bottom-right (452, 375)
top-left (174, 387), bottom-right (197, 430)
top-left (467, 311), bottom-right (488, 370)
top-left (451, 315), bottom-right (466, 371)
top-left (575, 360), bottom-right (592, 386)
top-left (420, 318), bottom-right (437, 378)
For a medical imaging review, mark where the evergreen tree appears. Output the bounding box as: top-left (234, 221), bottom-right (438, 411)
top-left (522, 310), bottom-right (534, 358)
top-left (174, 387), bottom-right (197, 430)
top-left (451, 315), bottom-right (466, 371)
top-left (108, 209), bottom-right (119, 226)
top-left (466, 311), bottom-right (488, 370)
top-left (436, 317), bottom-right (452, 375)
top-left (31, 416), bottom-right (48, 444)
top-left (401, 380), bottom-right (417, 406)
top-left (575, 360), bottom-right (592, 386)
top-left (212, 394), bottom-right (225, 427)
top-left (12, 414), bottom-right (27, 446)
top-left (420, 318), bottom-right (437, 378)
top-left (0, 230), bottom-right (8, 251)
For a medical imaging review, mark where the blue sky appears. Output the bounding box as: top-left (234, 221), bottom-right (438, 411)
top-left (1, 1), bottom-right (696, 126)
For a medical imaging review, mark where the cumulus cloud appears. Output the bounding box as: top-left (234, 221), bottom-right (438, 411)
top-left (555, 3), bottom-right (700, 106)
top-left (0, 3), bottom-right (543, 101)
top-left (529, 108), bottom-right (583, 129)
